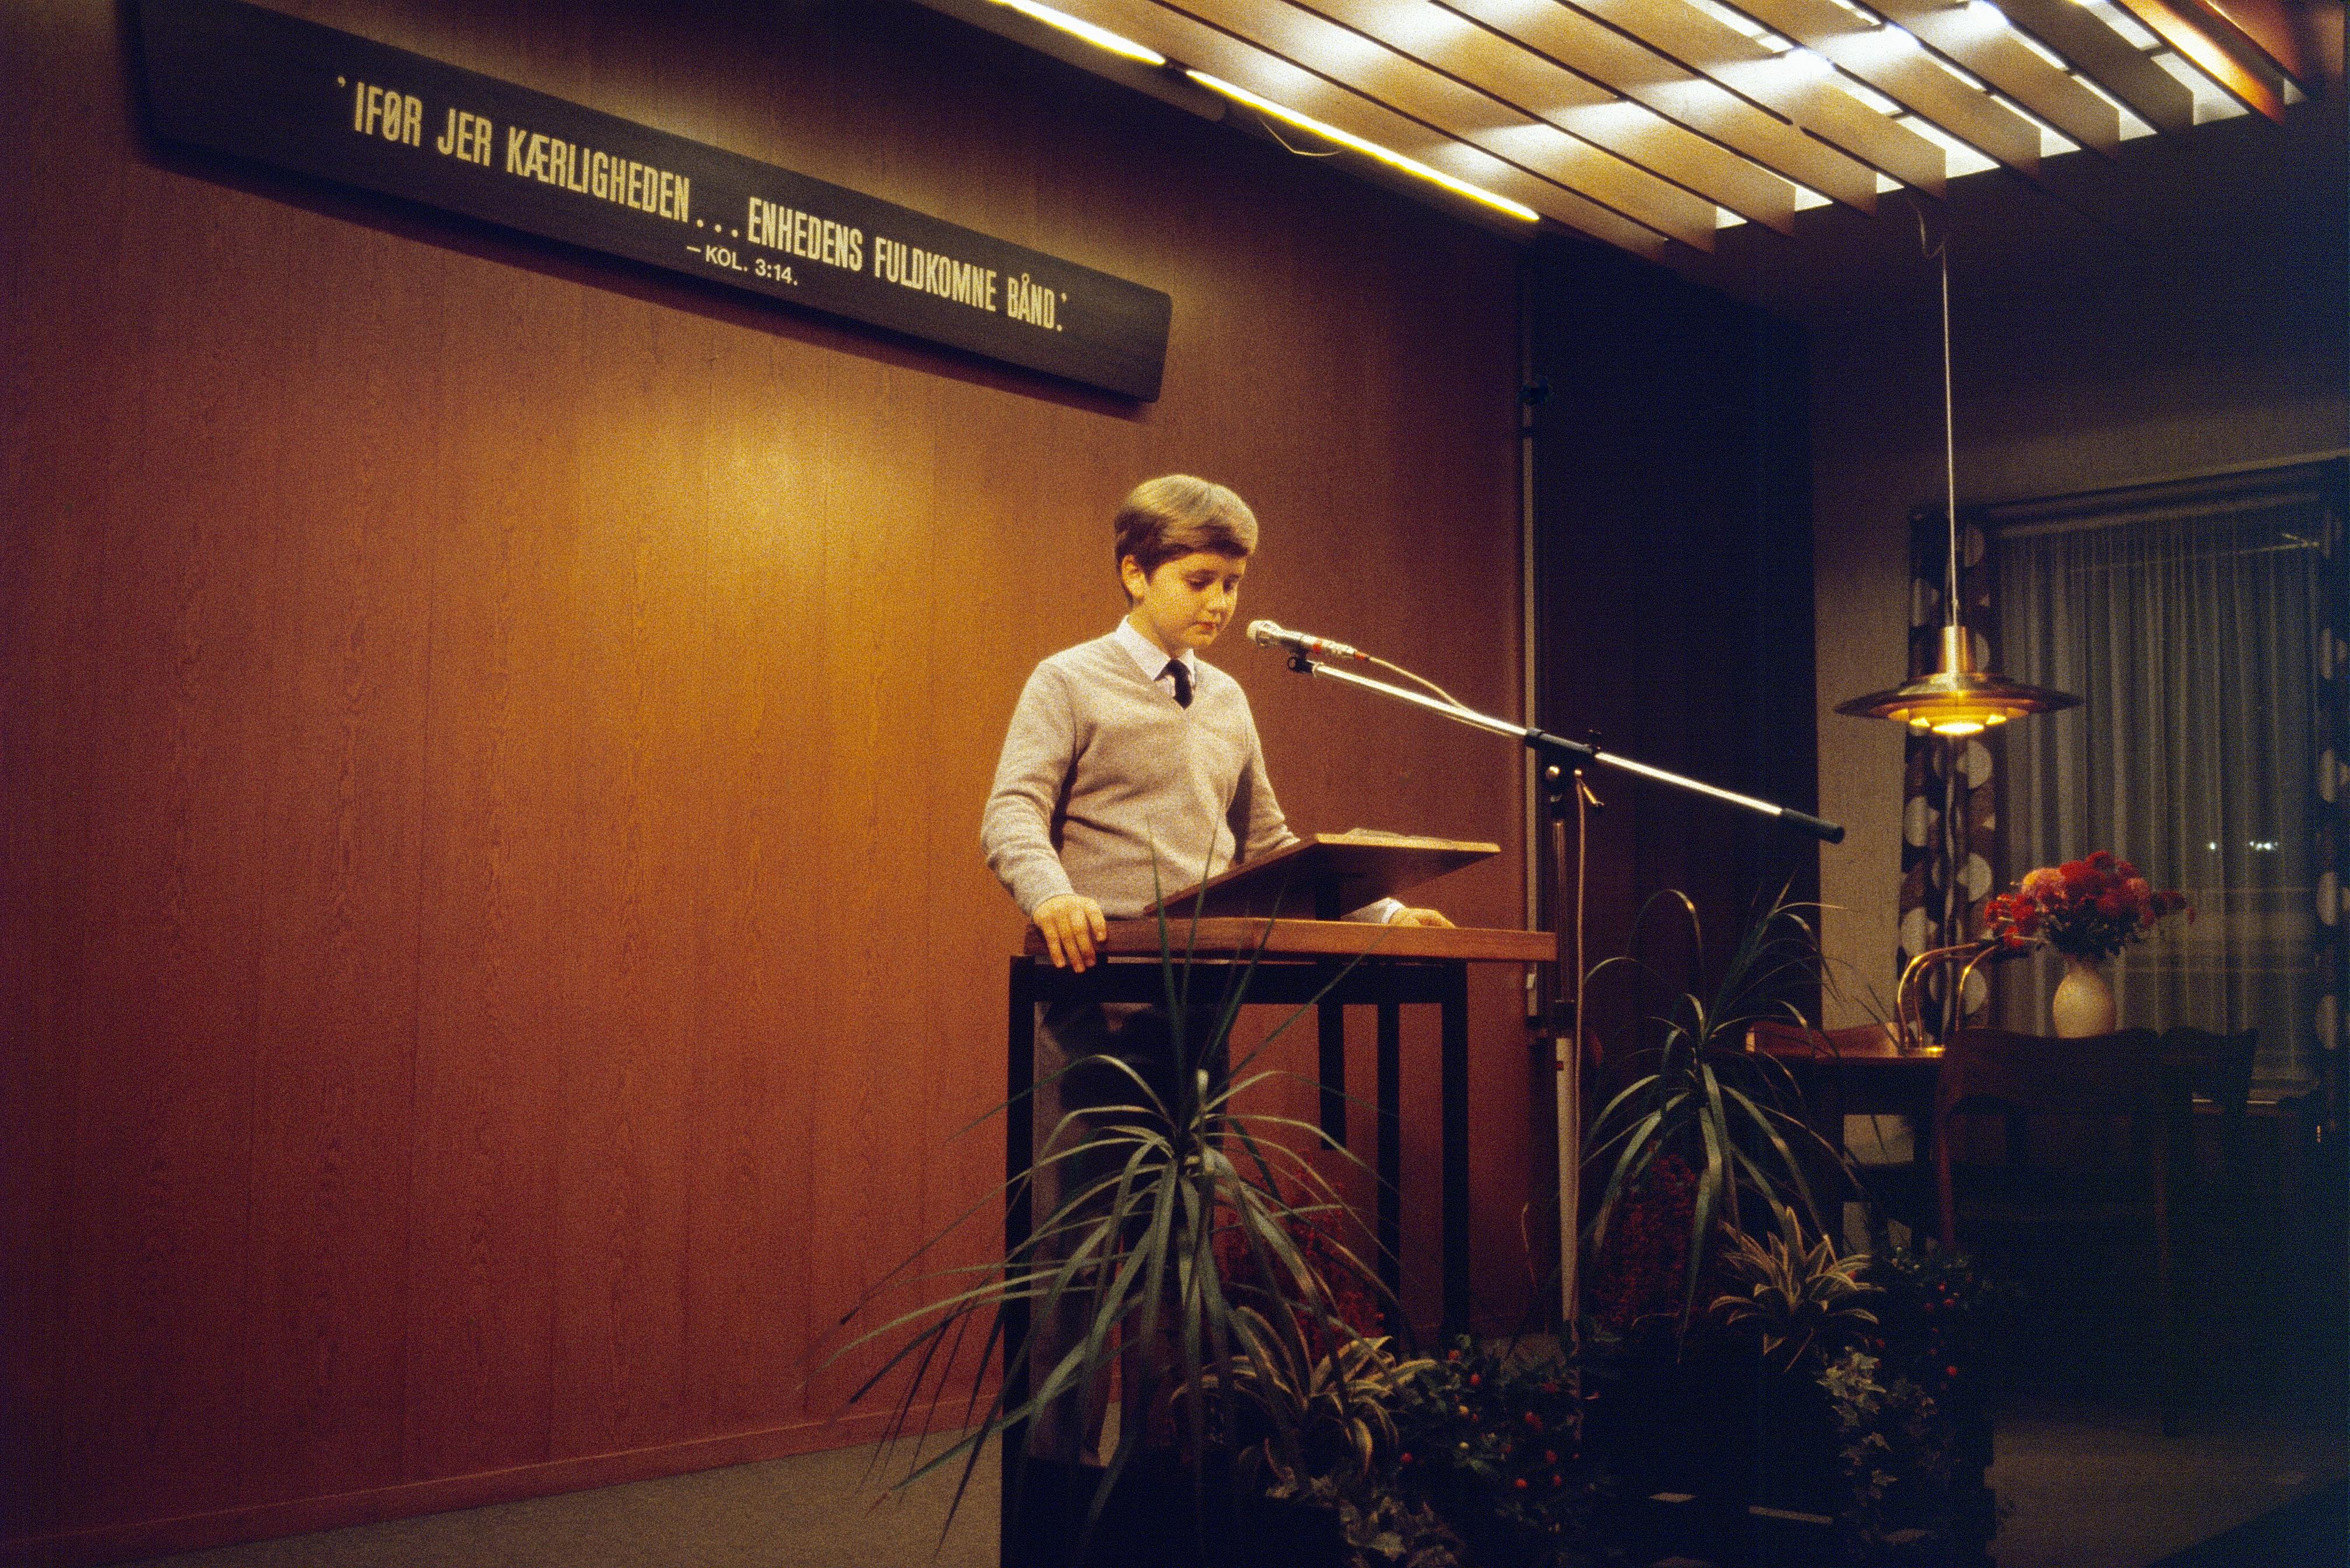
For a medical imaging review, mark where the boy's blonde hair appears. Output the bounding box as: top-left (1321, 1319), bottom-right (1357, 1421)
top-left (1112, 476), bottom-right (1258, 590)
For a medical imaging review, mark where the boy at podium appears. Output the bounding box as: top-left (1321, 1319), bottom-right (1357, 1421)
top-left (982, 473), bottom-right (1449, 959)
top-left (980, 474), bottom-right (1446, 1460)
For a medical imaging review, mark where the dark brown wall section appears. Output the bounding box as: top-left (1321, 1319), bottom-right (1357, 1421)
top-left (1529, 235), bottom-right (1822, 1052)
top-left (1, 0), bottom-right (1529, 1558)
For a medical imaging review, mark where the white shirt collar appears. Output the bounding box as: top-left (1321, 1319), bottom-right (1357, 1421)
top-left (1113, 618), bottom-right (1194, 684)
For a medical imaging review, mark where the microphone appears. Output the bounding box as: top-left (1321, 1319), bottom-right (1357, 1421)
top-left (1248, 620), bottom-right (1368, 662)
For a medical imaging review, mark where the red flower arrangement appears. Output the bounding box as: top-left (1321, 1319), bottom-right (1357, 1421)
top-left (1979, 850), bottom-right (2191, 961)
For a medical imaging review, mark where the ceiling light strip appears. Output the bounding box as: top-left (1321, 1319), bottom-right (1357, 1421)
top-left (1867, 0), bottom-right (2122, 152)
top-left (1166, 0), bottom-right (1725, 241)
top-left (2148, 47), bottom-right (2249, 119)
top-left (2105, 0), bottom-right (2288, 118)
top-left (1992, 90), bottom-right (2084, 154)
top-left (1721, 0), bottom-right (2047, 176)
top-left (1183, 70), bottom-right (1540, 217)
top-left (1570, 0), bottom-right (1950, 195)
top-left (1065, 0), bottom-right (1711, 247)
top-left (1289, 0), bottom-right (1818, 227)
top-left (1432, 0), bottom-right (1884, 215)
top-left (989, 0), bottom-right (1168, 62)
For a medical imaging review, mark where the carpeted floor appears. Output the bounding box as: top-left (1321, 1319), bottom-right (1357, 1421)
top-left (120, 1439), bottom-right (1003, 1568)
top-left (1986, 1384), bottom-right (2344, 1568)
top-left (117, 1378), bottom-right (2342, 1568)
top-left (118, 1172), bottom-right (2350, 1568)
top-left (2146, 1478), bottom-right (2348, 1567)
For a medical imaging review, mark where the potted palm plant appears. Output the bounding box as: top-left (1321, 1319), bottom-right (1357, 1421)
top-left (1576, 888), bottom-right (2004, 1566)
top-left (1574, 891), bottom-right (1867, 1549)
top-left (828, 885), bottom-right (1393, 1567)
top-left (1583, 887), bottom-right (1853, 1330)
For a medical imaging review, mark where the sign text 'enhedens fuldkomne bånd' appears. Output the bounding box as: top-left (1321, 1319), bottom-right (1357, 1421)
top-left (138, 0), bottom-right (1172, 400)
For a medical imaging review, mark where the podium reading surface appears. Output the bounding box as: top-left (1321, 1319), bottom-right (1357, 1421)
top-left (1139, 831), bottom-right (1497, 920)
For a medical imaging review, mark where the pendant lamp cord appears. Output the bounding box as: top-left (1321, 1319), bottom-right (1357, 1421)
top-left (1928, 215), bottom-right (1963, 1033)
top-left (1941, 245), bottom-right (1959, 635)
top-left (1906, 195), bottom-right (1962, 637)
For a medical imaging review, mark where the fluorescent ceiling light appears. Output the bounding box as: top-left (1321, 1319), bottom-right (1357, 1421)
top-left (1998, 94), bottom-right (2084, 154)
top-left (2004, 21), bottom-right (2074, 71)
top-left (1183, 71), bottom-right (1542, 222)
top-left (1838, 74), bottom-right (1908, 116)
top-left (1899, 113), bottom-right (2003, 174)
top-left (2076, 0), bottom-right (2161, 50)
top-left (990, 0), bottom-right (1165, 66)
top-left (2152, 48), bottom-right (2252, 118)
top-left (1685, 0), bottom-right (1772, 40)
top-left (1932, 52), bottom-right (1995, 94)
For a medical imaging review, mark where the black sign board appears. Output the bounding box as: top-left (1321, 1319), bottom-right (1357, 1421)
top-left (138, 0), bottom-right (1172, 399)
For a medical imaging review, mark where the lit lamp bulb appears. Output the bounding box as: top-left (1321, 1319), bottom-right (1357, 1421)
top-left (1838, 625), bottom-right (2077, 734)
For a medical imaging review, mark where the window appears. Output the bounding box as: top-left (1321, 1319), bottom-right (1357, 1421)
top-left (1990, 460), bottom-right (2345, 1089)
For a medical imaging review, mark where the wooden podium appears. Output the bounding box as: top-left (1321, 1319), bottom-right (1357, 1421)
top-left (1000, 841), bottom-right (1545, 1565)
top-left (1005, 836), bottom-right (1547, 1344)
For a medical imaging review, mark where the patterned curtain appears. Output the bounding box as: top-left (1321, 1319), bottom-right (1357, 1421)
top-left (2318, 474), bottom-right (2346, 1127)
top-left (1896, 504), bottom-right (2001, 1040)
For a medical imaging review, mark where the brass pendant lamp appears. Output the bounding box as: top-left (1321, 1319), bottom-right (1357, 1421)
top-left (1836, 242), bottom-right (2079, 736)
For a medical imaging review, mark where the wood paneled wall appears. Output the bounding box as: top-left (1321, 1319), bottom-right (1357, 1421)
top-left (0, 1), bottom-right (1528, 1558)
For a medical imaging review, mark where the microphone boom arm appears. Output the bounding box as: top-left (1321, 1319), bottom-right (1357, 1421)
top-left (1285, 655), bottom-right (1844, 844)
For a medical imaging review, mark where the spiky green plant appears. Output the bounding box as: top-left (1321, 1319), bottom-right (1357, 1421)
top-left (824, 849), bottom-right (1397, 1556)
top-left (1583, 887), bottom-right (1856, 1330)
top-left (1709, 1201), bottom-right (1880, 1372)
top-left (1172, 1306), bottom-right (1437, 1485)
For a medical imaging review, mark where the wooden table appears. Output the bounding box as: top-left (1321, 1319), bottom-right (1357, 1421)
top-left (1742, 1024), bottom-right (1942, 1232)
top-left (1745, 1023), bottom-right (2247, 1234)
top-left (1745, 1022), bottom-right (1940, 1156)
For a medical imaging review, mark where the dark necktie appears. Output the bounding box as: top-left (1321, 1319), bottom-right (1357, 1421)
top-left (1162, 659), bottom-right (1192, 709)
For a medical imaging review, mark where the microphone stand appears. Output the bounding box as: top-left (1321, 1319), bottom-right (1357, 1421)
top-left (1277, 652), bottom-right (1843, 1335)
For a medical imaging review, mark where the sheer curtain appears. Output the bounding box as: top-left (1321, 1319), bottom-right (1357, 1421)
top-left (1994, 469), bottom-right (2334, 1086)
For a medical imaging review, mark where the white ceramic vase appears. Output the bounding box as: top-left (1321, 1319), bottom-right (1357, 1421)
top-left (2050, 954), bottom-right (2116, 1038)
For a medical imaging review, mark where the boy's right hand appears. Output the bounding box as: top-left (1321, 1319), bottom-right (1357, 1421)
top-left (1033, 894), bottom-right (1109, 972)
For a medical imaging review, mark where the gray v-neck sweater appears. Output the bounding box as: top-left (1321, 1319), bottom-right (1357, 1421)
top-left (982, 634), bottom-right (1291, 919)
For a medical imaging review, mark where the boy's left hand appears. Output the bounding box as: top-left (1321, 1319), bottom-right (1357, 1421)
top-left (1388, 907), bottom-right (1454, 929)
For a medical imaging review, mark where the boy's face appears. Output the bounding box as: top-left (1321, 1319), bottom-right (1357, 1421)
top-left (1121, 550), bottom-right (1248, 658)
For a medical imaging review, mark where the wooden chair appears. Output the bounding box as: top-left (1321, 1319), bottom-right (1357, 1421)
top-left (2159, 1028), bottom-right (2260, 1323)
top-left (2159, 1026), bottom-right (2258, 1198)
top-left (1931, 1028), bottom-right (2192, 1432)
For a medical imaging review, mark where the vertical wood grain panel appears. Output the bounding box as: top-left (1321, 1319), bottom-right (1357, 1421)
top-left (681, 326), bottom-right (830, 1436)
top-left (544, 293), bottom-right (702, 1461)
top-left (2, 0), bottom-right (127, 1534)
top-left (402, 258), bottom-right (578, 1482)
top-left (58, 170), bottom-right (281, 1527)
top-left (235, 208), bottom-right (436, 1506)
top-left (800, 356), bottom-right (944, 1411)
